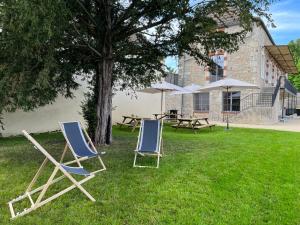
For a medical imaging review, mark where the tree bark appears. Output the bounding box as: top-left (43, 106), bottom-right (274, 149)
top-left (94, 59), bottom-right (113, 145)
top-left (94, 0), bottom-right (113, 145)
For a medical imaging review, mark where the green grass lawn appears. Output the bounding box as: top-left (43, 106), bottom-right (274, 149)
top-left (1, 125), bottom-right (300, 225)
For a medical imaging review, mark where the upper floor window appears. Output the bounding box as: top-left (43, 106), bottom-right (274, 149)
top-left (194, 93), bottom-right (209, 112)
top-left (210, 55), bottom-right (224, 82)
top-left (165, 73), bottom-right (179, 85)
top-left (261, 51), bottom-right (265, 79)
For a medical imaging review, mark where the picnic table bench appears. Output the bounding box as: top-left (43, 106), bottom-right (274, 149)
top-left (171, 117), bottom-right (215, 133)
top-left (153, 113), bottom-right (183, 121)
top-left (117, 116), bottom-right (145, 132)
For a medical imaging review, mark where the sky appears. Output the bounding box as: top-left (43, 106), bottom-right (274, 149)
top-left (268, 0), bottom-right (300, 44)
top-left (165, 0), bottom-right (300, 70)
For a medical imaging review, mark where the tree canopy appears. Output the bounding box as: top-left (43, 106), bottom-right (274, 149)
top-left (0, 0), bottom-right (273, 143)
top-left (288, 39), bottom-right (300, 90)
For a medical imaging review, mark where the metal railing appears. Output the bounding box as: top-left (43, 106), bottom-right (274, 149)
top-left (241, 93), bottom-right (273, 111)
top-left (271, 76), bottom-right (282, 106)
top-left (284, 77), bottom-right (298, 95)
top-left (193, 77), bottom-right (298, 122)
top-left (272, 76), bottom-right (298, 106)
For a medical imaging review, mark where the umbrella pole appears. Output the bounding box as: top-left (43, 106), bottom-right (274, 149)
top-left (226, 86), bottom-right (229, 130)
top-left (161, 90), bottom-right (163, 115)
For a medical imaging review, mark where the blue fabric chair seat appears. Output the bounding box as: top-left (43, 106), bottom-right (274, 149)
top-left (80, 150), bottom-right (98, 158)
top-left (138, 120), bottom-right (160, 153)
top-left (62, 122), bottom-right (98, 158)
top-left (61, 164), bottom-right (90, 176)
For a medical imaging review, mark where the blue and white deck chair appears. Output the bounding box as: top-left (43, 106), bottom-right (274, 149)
top-left (8, 131), bottom-right (98, 219)
top-left (59, 121), bottom-right (106, 172)
top-left (133, 119), bottom-right (163, 168)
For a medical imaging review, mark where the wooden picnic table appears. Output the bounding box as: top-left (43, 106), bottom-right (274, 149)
top-left (117, 116), bottom-right (144, 132)
top-left (171, 117), bottom-right (215, 133)
top-left (153, 113), bottom-right (183, 120)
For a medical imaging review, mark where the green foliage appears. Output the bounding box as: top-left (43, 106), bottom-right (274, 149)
top-left (81, 75), bottom-right (98, 140)
top-left (1, 126), bottom-right (300, 224)
top-left (81, 92), bottom-right (98, 140)
top-left (0, 1), bottom-right (79, 112)
top-left (288, 39), bottom-right (300, 90)
top-left (0, 0), bottom-right (274, 137)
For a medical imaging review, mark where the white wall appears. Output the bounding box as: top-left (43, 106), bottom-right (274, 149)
top-left (112, 90), bottom-right (163, 123)
top-left (1, 85), bottom-right (87, 137)
top-left (1, 84), bottom-right (163, 136)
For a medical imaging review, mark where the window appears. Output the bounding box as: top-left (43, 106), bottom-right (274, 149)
top-left (265, 59), bottom-right (269, 83)
top-left (268, 60), bottom-right (273, 84)
top-left (194, 93), bottom-right (209, 112)
top-left (210, 55), bottom-right (224, 82)
top-left (223, 92), bottom-right (241, 112)
top-left (165, 73), bottom-right (179, 85)
top-left (261, 51), bottom-right (265, 79)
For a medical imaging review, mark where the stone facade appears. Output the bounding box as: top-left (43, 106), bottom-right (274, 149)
top-left (165, 20), bottom-right (290, 124)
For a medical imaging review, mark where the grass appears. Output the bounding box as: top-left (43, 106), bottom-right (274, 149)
top-left (1, 125), bottom-right (300, 224)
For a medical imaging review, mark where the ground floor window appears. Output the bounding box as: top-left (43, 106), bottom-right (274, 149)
top-left (194, 93), bottom-right (209, 112)
top-left (223, 91), bottom-right (241, 112)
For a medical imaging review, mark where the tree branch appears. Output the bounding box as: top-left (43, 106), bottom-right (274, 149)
top-left (123, 14), bottom-right (178, 39)
top-left (114, 0), bottom-right (138, 26)
top-left (71, 20), bottom-right (102, 58)
top-left (113, 1), bottom-right (178, 34)
top-left (75, 0), bottom-right (97, 26)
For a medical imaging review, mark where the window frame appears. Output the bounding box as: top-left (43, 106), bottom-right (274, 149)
top-left (193, 92), bottom-right (210, 112)
top-left (209, 54), bottom-right (224, 82)
top-left (223, 91), bottom-right (241, 112)
top-left (165, 73), bottom-right (179, 85)
top-left (261, 51), bottom-right (265, 79)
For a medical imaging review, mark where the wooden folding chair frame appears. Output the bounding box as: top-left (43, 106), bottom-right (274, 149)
top-left (8, 130), bottom-right (99, 220)
top-left (59, 121), bottom-right (106, 173)
top-left (133, 120), bottom-right (164, 169)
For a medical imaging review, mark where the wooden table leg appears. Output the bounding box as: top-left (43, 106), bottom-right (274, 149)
top-left (131, 119), bottom-right (137, 132)
top-left (204, 118), bottom-right (213, 131)
top-left (119, 117), bottom-right (127, 128)
top-left (176, 121), bottom-right (182, 131)
top-left (190, 121), bottom-right (196, 134)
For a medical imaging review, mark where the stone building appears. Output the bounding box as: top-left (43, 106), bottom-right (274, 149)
top-left (165, 18), bottom-right (298, 124)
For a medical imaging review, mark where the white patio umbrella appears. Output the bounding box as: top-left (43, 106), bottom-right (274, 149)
top-left (138, 81), bottom-right (188, 114)
top-left (170, 83), bottom-right (202, 95)
top-left (170, 83), bottom-right (202, 115)
top-left (195, 78), bottom-right (259, 130)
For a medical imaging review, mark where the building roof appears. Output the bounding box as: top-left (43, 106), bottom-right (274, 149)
top-left (265, 45), bottom-right (298, 74)
top-left (254, 18), bottom-right (298, 74)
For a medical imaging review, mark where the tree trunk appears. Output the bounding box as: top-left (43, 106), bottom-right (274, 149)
top-left (94, 0), bottom-right (113, 145)
top-left (94, 59), bottom-right (113, 145)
